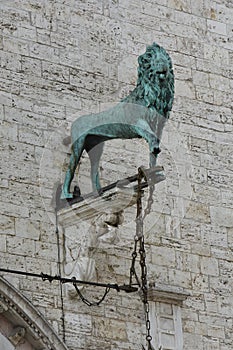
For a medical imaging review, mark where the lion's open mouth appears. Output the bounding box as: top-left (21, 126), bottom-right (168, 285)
top-left (157, 70), bottom-right (168, 81)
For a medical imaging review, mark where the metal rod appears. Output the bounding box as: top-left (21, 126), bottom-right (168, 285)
top-left (0, 268), bottom-right (137, 293)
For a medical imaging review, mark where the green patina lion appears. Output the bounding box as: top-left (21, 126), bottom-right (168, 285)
top-left (61, 42), bottom-right (174, 199)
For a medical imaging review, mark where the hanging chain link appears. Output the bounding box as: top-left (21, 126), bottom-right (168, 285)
top-left (72, 280), bottom-right (110, 307)
top-left (143, 184), bottom-right (155, 219)
top-left (129, 167), bottom-right (156, 350)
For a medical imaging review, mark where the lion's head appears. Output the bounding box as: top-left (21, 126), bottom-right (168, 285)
top-left (124, 43), bottom-right (174, 118)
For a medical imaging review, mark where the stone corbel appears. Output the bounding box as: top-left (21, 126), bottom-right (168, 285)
top-left (148, 282), bottom-right (190, 305)
top-left (57, 187), bottom-right (137, 297)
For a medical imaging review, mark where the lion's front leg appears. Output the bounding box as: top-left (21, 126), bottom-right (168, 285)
top-left (149, 147), bottom-right (161, 167)
top-left (61, 153), bottom-right (77, 199)
top-left (146, 133), bottom-right (160, 168)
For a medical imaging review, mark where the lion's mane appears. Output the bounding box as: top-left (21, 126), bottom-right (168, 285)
top-left (123, 43), bottom-right (174, 118)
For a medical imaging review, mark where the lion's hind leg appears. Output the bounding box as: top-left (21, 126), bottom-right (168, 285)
top-left (61, 138), bottom-right (85, 199)
top-left (85, 136), bottom-right (104, 192)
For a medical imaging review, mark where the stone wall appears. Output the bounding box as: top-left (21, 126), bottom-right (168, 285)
top-left (0, 1), bottom-right (233, 349)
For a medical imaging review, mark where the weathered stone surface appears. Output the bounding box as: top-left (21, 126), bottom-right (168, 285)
top-left (0, 0), bottom-right (232, 349)
top-left (210, 206), bottom-right (233, 227)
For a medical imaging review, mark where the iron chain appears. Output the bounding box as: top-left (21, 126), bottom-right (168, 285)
top-left (129, 167), bottom-right (155, 350)
top-left (73, 281), bottom-right (110, 307)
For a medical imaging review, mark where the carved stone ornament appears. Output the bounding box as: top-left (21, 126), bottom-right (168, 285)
top-left (58, 186), bottom-right (136, 297)
top-left (8, 326), bottom-right (26, 346)
top-left (0, 276), bottom-right (68, 350)
top-left (89, 211), bottom-right (124, 245)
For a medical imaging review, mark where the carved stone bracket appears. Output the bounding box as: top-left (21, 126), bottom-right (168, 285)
top-left (58, 186), bottom-right (137, 225)
top-left (148, 282), bottom-right (190, 305)
top-left (57, 187), bottom-right (137, 297)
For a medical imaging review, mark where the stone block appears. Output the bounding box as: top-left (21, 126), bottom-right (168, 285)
top-left (5, 106), bottom-right (48, 129)
top-left (29, 43), bottom-right (59, 63)
top-left (203, 336), bottom-right (220, 350)
top-left (35, 241), bottom-right (58, 261)
top-left (175, 80), bottom-right (195, 99)
top-left (204, 44), bottom-right (229, 66)
top-left (70, 68), bottom-right (97, 91)
top-left (0, 215), bottom-right (15, 235)
top-left (191, 242), bottom-right (211, 257)
top-left (207, 325), bottom-right (225, 339)
top-left (0, 178), bottom-right (8, 188)
top-left (3, 37), bottom-right (29, 55)
top-left (174, 65), bottom-right (192, 81)
top-left (216, 4), bottom-right (233, 24)
top-left (142, 2), bottom-right (173, 19)
top-left (201, 224), bottom-right (228, 248)
top-left (42, 62), bottom-right (70, 83)
top-left (204, 293), bottom-right (218, 313)
top-left (0, 51), bottom-right (21, 72)
top-left (21, 57), bottom-right (42, 77)
top-left (0, 202), bottom-right (29, 218)
top-left (196, 86), bottom-right (214, 104)
top-left (148, 264), bottom-right (169, 284)
top-left (210, 206), bottom-right (233, 227)
top-left (192, 183), bottom-right (221, 206)
top-left (193, 70), bottom-right (210, 87)
top-left (31, 12), bottom-right (53, 30)
top-left (200, 257), bottom-right (219, 277)
top-left (185, 201), bottom-right (210, 224)
top-left (0, 235), bottom-right (6, 252)
top-left (17, 26), bottom-right (37, 41)
top-left (25, 256), bottom-right (52, 274)
top-left (217, 295), bottom-right (233, 317)
top-left (6, 236), bottom-right (35, 256)
top-left (151, 246), bottom-right (176, 268)
top-left (183, 253), bottom-right (200, 273)
top-left (126, 321), bottom-right (144, 344)
top-left (33, 101), bottom-right (65, 119)
top-left (168, 269), bottom-right (192, 289)
top-left (37, 28), bottom-right (52, 45)
top-left (183, 333), bottom-right (204, 350)
top-left (18, 125), bottom-right (44, 146)
top-left (11, 95), bottom-right (34, 112)
top-left (15, 218), bottom-right (40, 240)
top-left (227, 227), bottom-right (233, 249)
top-left (191, 273), bottom-right (210, 293)
top-left (209, 74), bottom-right (230, 92)
top-left (0, 121), bottom-right (18, 141)
top-left (210, 247), bottom-right (233, 261)
top-left (207, 19), bottom-right (227, 35)
top-left (93, 318), bottom-right (127, 340)
top-left (167, 0), bottom-right (192, 13)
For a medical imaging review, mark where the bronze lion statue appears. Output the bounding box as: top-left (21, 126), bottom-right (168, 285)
top-left (61, 42), bottom-right (174, 199)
